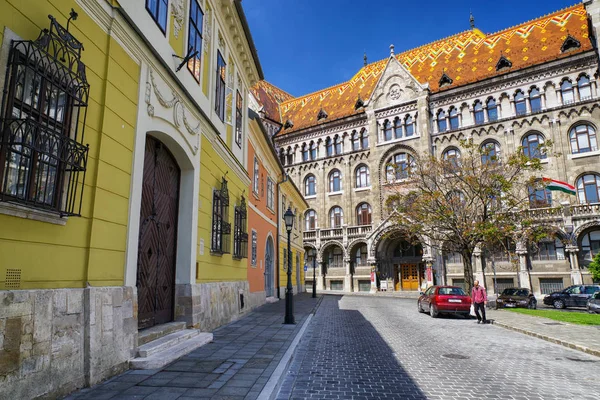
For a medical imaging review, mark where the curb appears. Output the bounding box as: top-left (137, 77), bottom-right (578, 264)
top-left (491, 320), bottom-right (600, 358)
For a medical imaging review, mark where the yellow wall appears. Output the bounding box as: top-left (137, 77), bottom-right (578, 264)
top-left (196, 135), bottom-right (248, 283)
top-left (278, 244), bottom-right (304, 289)
top-left (0, 0), bottom-right (138, 289)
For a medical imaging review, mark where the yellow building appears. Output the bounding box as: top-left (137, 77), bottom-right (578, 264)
top-left (0, 0), bottom-right (262, 398)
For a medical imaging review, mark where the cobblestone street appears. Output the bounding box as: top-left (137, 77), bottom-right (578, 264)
top-left (277, 295), bottom-right (600, 400)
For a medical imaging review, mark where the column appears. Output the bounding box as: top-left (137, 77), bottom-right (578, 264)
top-left (483, 106), bottom-right (489, 123)
top-left (525, 96), bottom-right (531, 114)
top-left (516, 245), bottom-right (532, 290)
top-left (473, 246), bottom-right (484, 287)
top-left (509, 100), bottom-right (516, 117)
top-left (566, 245), bottom-right (583, 285)
top-left (368, 258), bottom-right (378, 293)
top-left (469, 108), bottom-right (475, 126)
top-left (540, 93), bottom-right (547, 110)
top-left (344, 257), bottom-right (352, 292)
top-left (424, 257), bottom-right (434, 288)
top-left (316, 260), bottom-right (325, 291)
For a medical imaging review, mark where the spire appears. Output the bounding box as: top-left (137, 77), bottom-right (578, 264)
top-left (390, 44), bottom-right (395, 57)
top-left (470, 11), bottom-right (475, 29)
top-left (363, 52), bottom-right (367, 67)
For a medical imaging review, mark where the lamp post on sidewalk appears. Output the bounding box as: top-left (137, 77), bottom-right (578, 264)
top-left (284, 207), bottom-right (295, 324)
top-left (312, 250), bottom-right (317, 298)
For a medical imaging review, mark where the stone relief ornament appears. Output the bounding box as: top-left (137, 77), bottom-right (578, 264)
top-left (171, 0), bottom-right (185, 39)
top-left (388, 84), bottom-right (403, 101)
top-left (203, 8), bottom-right (212, 54)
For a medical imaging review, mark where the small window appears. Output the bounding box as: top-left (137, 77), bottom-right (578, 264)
top-left (383, 120), bottom-right (393, 141)
top-left (235, 90), bottom-right (243, 147)
top-left (474, 101), bottom-right (484, 125)
top-left (233, 197), bottom-right (248, 259)
top-left (187, 0), bottom-right (203, 81)
top-left (486, 99), bottom-right (498, 122)
top-left (146, 0), bottom-right (168, 33)
top-left (437, 110), bottom-right (447, 132)
top-left (449, 107), bottom-right (459, 130)
top-left (522, 133), bottom-right (546, 159)
top-left (253, 157), bottom-right (259, 194)
top-left (361, 129), bottom-right (369, 148)
top-left (334, 135), bottom-right (342, 155)
top-left (578, 75), bottom-right (592, 101)
top-left (515, 90), bottom-right (526, 116)
top-left (305, 210), bottom-right (317, 230)
top-left (251, 231), bottom-right (257, 266)
top-left (529, 88), bottom-right (541, 113)
top-left (356, 203), bottom-right (372, 225)
top-left (528, 183), bottom-right (552, 208)
top-left (481, 141), bottom-right (500, 164)
top-left (496, 55), bottom-right (512, 71)
top-left (329, 206), bottom-right (344, 228)
top-left (267, 178), bottom-right (274, 210)
top-left (386, 153), bottom-right (414, 181)
top-left (304, 174), bottom-right (316, 196)
top-left (329, 169), bottom-right (342, 192)
top-left (439, 72), bottom-right (453, 88)
top-left (310, 141), bottom-right (317, 160)
top-left (352, 131), bottom-right (360, 151)
top-left (326, 137), bottom-right (333, 157)
top-left (569, 124), bottom-right (597, 154)
top-left (302, 143), bottom-right (309, 161)
top-left (285, 147), bottom-right (293, 165)
top-left (561, 35), bottom-right (581, 53)
top-left (317, 108), bottom-right (328, 120)
top-left (354, 245), bottom-right (368, 266)
top-left (394, 117), bottom-right (403, 139)
top-left (355, 165), bottom-right (370, 188)
top-left (404, 115), bottom-right (415, 137)
top-left (530, 238), bottom-right (564, 261)
top-left (577, 174), bottom-right (600, 204)
top-left (561, 80), bottom-right (575, 105)
top-left (211, 178), bottom-right (231, 254)
top-left (215, 51), bottom-right (226, 122)
top-left (443, 148), bottom-right (461, 169)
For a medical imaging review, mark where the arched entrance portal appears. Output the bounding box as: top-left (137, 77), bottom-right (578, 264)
top-left (375, 233), bottom-right (424, 291)
top-left (136, 137), bottom-right (180, 329)
top-left (265, 236), bottom-right (274, 297)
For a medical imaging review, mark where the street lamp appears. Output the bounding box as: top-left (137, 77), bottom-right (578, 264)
top-left (284, 207), bottom-right (295, 324)
top-left (312, 249), bottom-right (317, 298)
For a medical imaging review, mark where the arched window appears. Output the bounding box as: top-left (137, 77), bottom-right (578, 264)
top-left (437, 110), bottom-right (447, 132)
top-left (577, 174), bottom-right (600, 204)
top-left (310, 141), bottom-right (317, 160)
top-left (578, 75), bottom-right (592, 100)
top-left (356, 203), bottom-right (372, 225)
top-left (329, 169), bottom-right (342, 192)
top-left (329, 206), bottom-right (344, 228)
top-left (328, 246), bottom-right (343, 268)
top-left (354, 245), bottom-right (368, 266)
top-left (325, 137), bottom-right (333, 157)
top-left (301, 143), bottom-right (309, 162)
top-left (515, 90), bottom-right (526, 116)
top-left (386, 153), bottom-right (414, 181)
top-left (286, 147), bottom-right (293, 165)
top-left (352, 131), bottom-right (360, 151)
top-left (279, 148), bottom-right (285, 165)
top-left (304, 174), bottom-right (316, 196)
top-left (443, 147), bottom-right (461, 168)
top-left (561, 79), bottom-right (575, 104)
top-left (474, 101), bottom-right (484, 124)
top-left (522, 133), bottom-right (546, 159)
top-left (569, 124), bottom-right (597, 154)
top-left (334, 135), bottom-right (342, 155)
top-left (529, 88), bottom-right (541, 113)
top-left (394, 117), bottom-right (403, 139)
top-left (530, 238), bottom-right (565, 261)
top-left (305, 210), bottom-right (317, 230)
top-left (449, 107), bottom-right (459, 130)
top-left (405, 115), bottom-right (414, 137)
top-left (383, 120), bottom-right (392, 141)
top-left (486, 98), bottom-right (498, 122)
top-left (355, 165), bottom-right (370, 188)
top-left (581, 229), bottom-right (600, 261)
top-left (528, 182), bottom-right (552, 208)
top-left (481, 141), bottom-right (500, 164)
top-left (361, 129), bottom-right (369, 149)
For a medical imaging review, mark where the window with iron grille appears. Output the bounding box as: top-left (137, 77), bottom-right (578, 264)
top-left (146, 0), bottom-right (168, 33)
top-left (267, 177), bottom-right (274, 210)
top-left (233, 197), bottom-right (248, 259)
top-left (187, 0), bottom-right (203, 82)
top-left (0, 15), bottom-right (89, 216)
top-left (235, 90), bottom-right (243, 147)
top-left (211, 177), bottom-right (230, 253)
top-left (215, 51), bottom-right (226, 122)
top-left (251, 230), bottom-right (257, 266)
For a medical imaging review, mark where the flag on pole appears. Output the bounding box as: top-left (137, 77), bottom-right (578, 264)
top-left (543, 178), bottom-right (576, 195)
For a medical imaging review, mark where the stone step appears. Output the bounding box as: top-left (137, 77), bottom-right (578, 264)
top-left (138, 321), bottom-right (186, 346)
top-left (130, 332), bottom-right (213, 370)
top-left (137, 329), bottom-right (200, 358)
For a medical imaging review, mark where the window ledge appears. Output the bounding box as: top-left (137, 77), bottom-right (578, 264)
top-left (305, 195), bottom-right (317, 200)
top-left (328, 190), bottom-right (344, 196)
top-left (354, 186), bottom-right (372, 192)
top-left (0, 202), bottom-right (67, 225)
top-left (570, 150), bottom-right (600, 160)
top-left (377, 136), bottom-right (419, 147)
top-left (267, 206), bottom-right (275, 214)
top-left (252, 191), bottom-right (259, 200)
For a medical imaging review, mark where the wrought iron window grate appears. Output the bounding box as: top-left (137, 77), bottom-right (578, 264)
top-left (0, 15), bottom-right (89, 216)
top-left (211, 176), bottom-right (231, 254)
top-left (233, 196), bottom-right (248, 259)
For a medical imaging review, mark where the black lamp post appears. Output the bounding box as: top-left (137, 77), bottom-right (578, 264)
top-left (284, 207), bottom-right (295, 324)
top-left (312, 250), bottom-right (317, 298)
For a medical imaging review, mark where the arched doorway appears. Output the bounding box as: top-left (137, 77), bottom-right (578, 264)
top-left (265, 236), bottom-right (274, 297)
top-left (136, 136), bottom-right (180, 329)
top-left (375, 232), bottom-right (423, 291)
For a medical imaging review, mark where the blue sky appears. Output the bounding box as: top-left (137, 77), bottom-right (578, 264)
top-left (243, 0), bottom-right (580, 97)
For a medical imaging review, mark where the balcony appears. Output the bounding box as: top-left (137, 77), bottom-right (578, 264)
top-left (522, 203), bottom-right (600, 230)
top-left (303, 224), bottom-right (373, 245)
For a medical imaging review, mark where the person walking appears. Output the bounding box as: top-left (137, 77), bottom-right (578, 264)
top-left (471, 280), bottom-right (488, 324)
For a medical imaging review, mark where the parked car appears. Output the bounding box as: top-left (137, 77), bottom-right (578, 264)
top-left (496, 288), bottom-right (537, 309)
top-left (542, 285), bottom-right (600, 309)
top-left (418, 286), bottom-right (471, 318)
top-left (587, 291), bottom-right (600, 314)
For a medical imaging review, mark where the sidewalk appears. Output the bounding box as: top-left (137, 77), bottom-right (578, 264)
top-left (487, 308), bottom-right (600, 357)
top-left (65, 293), bottom-right (322, 400)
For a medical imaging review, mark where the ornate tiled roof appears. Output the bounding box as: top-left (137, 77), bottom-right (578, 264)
top-left (250, 80), bottom-right (294, 123)
top-left (267, 3), bottom-right (591, 135)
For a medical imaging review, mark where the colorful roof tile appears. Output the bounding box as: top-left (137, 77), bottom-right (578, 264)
top-left (262, 3), bottom-right (591, 135)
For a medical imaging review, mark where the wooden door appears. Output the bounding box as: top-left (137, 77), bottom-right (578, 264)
top-left (264, 237), bottom-right (274, 297)
top-left (401, 264), bottom-right (419, 291)
top-left (137, 137), bottom-right (180, 329)
top-left (393, 265), bottom-right (400, 291)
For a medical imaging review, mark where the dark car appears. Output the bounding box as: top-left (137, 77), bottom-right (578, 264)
top-left (496, 288), bottom-right (537, 309)
top-left (418, 286), bottom-right (471, 318)
top-left (587, 291), bottom-right (600, 314)
top-left (542, 285), bottom-right (600, 309)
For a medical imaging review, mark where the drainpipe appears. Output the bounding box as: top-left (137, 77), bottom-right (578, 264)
top-left (275, 173), bottom-right (290, 299)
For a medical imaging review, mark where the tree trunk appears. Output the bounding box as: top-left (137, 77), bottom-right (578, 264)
top-left (461, 249), bottom-right (475, 294)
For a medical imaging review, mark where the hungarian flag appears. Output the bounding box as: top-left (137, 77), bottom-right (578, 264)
top-left (543, 178), bottom-right (576, 195)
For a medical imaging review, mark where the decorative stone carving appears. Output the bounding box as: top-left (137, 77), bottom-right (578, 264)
top-left (171, 0), bottom-right (185, 39)
top-left (389, 85), bottom-right (402, 101)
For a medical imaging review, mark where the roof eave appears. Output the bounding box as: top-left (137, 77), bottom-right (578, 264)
top-left (234, 0), bottom-right (265, 80)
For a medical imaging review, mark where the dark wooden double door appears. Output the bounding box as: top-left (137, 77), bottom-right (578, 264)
top-left (137, 137), bottom-right (180, 329)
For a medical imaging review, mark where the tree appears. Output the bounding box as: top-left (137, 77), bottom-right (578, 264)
top-left (589, 252), bottom-right (600, 282)
top-left (386, 139), bottom-right (552, 293)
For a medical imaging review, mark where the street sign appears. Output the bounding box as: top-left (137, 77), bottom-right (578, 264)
top-left (304, 264), bottom-right (308, 272)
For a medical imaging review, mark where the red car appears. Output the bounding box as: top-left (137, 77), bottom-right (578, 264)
top-left (418, 286), bottom-right (472, 318)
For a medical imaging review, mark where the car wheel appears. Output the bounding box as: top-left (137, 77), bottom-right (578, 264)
top-left (553, 299), bottom-right (565, 309)
top-left (528, 300), bottom-right (537, 310)
top-left (418, 301), bottom-right (425, 313)
top-left (429, 304), bottom-right (439, 318)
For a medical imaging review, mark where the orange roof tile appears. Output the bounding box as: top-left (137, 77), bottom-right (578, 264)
top-left (250, 80), bottom-right (294, 123)
top-left (272, 3), bottom-right (591, 134)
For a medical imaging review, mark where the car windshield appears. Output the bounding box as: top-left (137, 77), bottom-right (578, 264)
top-left (502, 289), bottom-right (529, 296)
top-left (438, 287), bottom-right (466, 295)
top-left (594, 292), bottom-right (600, 299)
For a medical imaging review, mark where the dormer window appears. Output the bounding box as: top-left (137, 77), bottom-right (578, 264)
top-left (439, 73), bottom-right (453, 88)
top-left (496, 55), bottom-right (512, 71)
top-left (317, 108), bottom-right (328, 120)
top-left (284, 119), bottom-right (294, 129)
top-left (561, 35), bottom-right (581, 53)
top-left (355, 95), bottom-right (365, 110)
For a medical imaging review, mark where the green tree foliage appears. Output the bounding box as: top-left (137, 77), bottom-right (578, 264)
top-left (589, 252), bottom-right (600, 282)
top-left (386, 139), bottom-right (554, 293)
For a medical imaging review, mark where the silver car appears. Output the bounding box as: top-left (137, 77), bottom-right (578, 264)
top-left (587, 291), bottom-right (600, 314)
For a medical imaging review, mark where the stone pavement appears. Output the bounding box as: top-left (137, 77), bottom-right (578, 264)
top-left (487, 308), bottom-right (600, 357)
top-left (64, 293), bottom-right (321, 400)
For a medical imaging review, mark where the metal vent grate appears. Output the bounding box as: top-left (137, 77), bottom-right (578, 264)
top-left (5, 269), bottom-right (22, 289)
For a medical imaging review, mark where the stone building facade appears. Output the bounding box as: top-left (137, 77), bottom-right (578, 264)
top-left (259, 2), bottom-right (600, 297)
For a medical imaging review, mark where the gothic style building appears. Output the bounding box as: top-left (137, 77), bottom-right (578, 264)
top-left (253, 2), bottom-right (600, 296)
